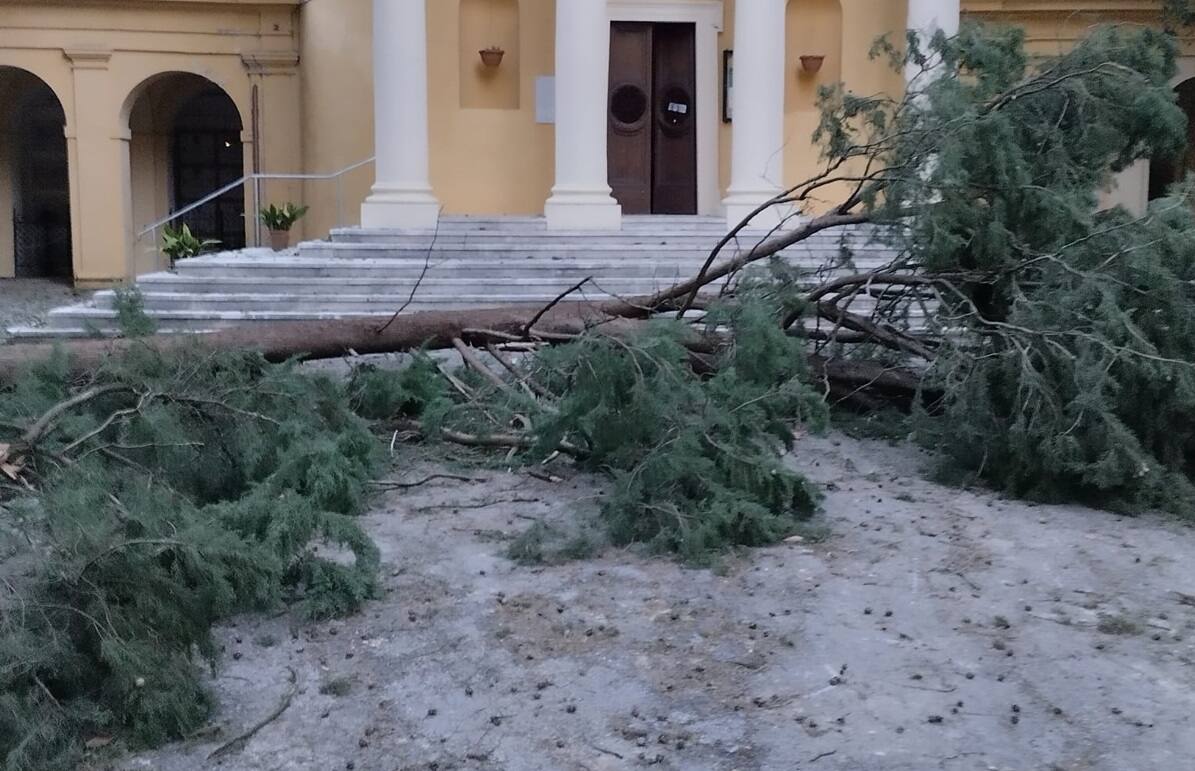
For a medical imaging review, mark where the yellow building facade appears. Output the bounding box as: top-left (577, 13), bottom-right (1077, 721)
top-left (0, 0), bottom-right (1186, 287)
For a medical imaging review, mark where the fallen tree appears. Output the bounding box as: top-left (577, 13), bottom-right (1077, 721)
top-left (5, 24), bottom-right (1193, 518)
top-left (6, 24), bottom-right (1194, 518)
top-left (5, 20), bottom-right (1195, 768)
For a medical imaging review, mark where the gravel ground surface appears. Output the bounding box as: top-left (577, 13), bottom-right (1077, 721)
top-left (0, 278), bottom-right (90, 341)
top-left (99, 432), bottom-right (1195, 771)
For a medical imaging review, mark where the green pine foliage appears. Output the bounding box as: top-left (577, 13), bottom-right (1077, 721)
top-left (347, 353), bottom-right (447, 420)
top-left (813, 21), bottom-right (1195, 515)
top-left (898, 26), bottom-right (1195, 514)
top-left (0, 346), bottom-right (383, 770)
top-left (922, 193), bottom-right (1195, 514)
top-left (112, 288), bottom-right (157, 338)
top-left (428, 298), bottom-right (828, 561)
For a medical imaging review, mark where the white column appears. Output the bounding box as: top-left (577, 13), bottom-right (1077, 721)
top-left (905, 0), bottom-right (961, 83)
top-left (722, 0), bottom-right (788, 229)
top-left (544, 0), bottom-right (621, 230)
top-left (361, 0), bottom-right (440, 230)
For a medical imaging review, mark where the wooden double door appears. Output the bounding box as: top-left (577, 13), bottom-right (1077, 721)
top-left (608, 22), bottom-right (697, 215)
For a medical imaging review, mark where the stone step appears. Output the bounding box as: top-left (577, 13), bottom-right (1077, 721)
top-left (129, 275), bottom-right (721, 296)
top-left (94, 288), bottom-right (711, 313)
top-left (45, 299), bottom-right (925, 333)
top-left (8, 219), bottom-right (908, 340)
top-left (169, 254), bottom-right (898, 280)
top-left (296, 243), bottom-right (897, 261)
top-left (41, 304), bottom-right (544, 332)
top-left (325, 229), bottom-right (891, 245)
top-left (336, 216), bottom-right (896, 234)
top-left (339, 215), bottom-right (728, 232)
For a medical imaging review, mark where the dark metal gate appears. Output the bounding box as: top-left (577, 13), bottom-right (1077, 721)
top-left (14, 217), bottom-right (71, 279)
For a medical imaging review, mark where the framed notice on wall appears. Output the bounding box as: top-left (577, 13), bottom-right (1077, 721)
top-left (722, 49), bottom-right (733, 123)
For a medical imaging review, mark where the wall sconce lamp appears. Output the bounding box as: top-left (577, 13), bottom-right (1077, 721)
top-left (799, 55), bottom-right (825, 76)
top-left (479, 46), bottom-right (506, 68)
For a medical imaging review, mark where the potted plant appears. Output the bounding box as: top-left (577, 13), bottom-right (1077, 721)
top-left (161, 224), bottom-right (220, 269)
top-left (258, 203), bottom-right (310, 250)
top-left (479, 46), bottom-right (505, 68)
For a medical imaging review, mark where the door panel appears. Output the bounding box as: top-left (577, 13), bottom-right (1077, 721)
top-left (651, 23), bottom-right (697, 214)
top-left (607, 21), bottom-right (697, 215)
top-left (608, 22), bottom-right (653, 214)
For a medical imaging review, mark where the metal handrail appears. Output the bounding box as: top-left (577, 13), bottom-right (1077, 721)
top-left (137, 175), bottom-right (249, 238)
top-left (137, 156), bottom-right (376, 248)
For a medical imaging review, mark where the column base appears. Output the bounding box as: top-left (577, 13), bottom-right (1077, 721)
top-left (544, 190), bottom-right (622, 231)
top-left (360, 188), bottom-right (441, 230)
top-left (723, 191), bottom-right (795, 231)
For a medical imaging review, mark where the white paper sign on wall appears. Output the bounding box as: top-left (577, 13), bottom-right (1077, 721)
top-left (535, 76), bottom-right (555, 124)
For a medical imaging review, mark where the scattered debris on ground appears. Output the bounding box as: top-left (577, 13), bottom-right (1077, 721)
top-left (106, 433), bottom-right (1195, 771)
top-left (0, 279), bottom-right (88, 341)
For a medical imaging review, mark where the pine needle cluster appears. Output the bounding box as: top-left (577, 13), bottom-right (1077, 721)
top-left (889, 25), bottom-right (1195, 514)
top-left (811, 21), bottom-right (1195, 516)
top-left (417, 298), bottom-right (827, 561)
top-left (0, 346), bottom-right (382, 770)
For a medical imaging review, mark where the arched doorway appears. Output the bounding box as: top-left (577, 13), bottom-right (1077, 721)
top-left (1148, 78), bottom-right (1195, 201)
top-left (126, 73), bottom-right (245, 263)
top-left (0, 67), bottom-right (71, 279)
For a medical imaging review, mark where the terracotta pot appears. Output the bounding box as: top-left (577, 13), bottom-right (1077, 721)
top-left (799, 55), bottom-right (825, 75)
top-left (479, 47), bottom-right (505, 68)
top-left (269, 229), bottom-right (291, 251)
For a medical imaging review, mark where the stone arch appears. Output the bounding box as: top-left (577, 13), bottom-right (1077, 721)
top-left (1148, 77), bottom-right (1195, 201)
top-left (459, 0), bottom-right (520, 109)
top-left (0, 66), bottom-right (72, 279)
top-left (122, 72), bottom-right (247, 267)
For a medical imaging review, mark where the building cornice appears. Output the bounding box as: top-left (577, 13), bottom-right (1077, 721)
top-left (964, 1), bottom-right (1163, 13)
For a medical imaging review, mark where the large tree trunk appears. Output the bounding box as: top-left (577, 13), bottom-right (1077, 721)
top-left (0, 301), bottom-right (924, 411)
top-left (0, 304), bottom-right (623, 383)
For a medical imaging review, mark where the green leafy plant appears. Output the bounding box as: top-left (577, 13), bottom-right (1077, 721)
top-left (161, 224), bottom-right (219, 266)
top-left (258, 203), bottom-right (310, 232)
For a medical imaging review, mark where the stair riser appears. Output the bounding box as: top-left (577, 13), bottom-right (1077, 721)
top-left (173, 254), bottom-right (899, 280)
top-left (126, 279), bottom-right (723, 296)
top-left (47, 305), bottom-right (929, 333)
top-left (325, 233), bottom-right (893, 246)
top-left (300, 244), bottom-right (897, 259)
top-left (43, 306), bottom-right (545, 330)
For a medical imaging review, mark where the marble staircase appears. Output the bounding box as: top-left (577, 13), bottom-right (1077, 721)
top-left (5, 216), bottom-right (902, 339)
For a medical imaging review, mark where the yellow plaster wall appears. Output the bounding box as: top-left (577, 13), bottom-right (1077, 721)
top-left (460, 0), bottom-right (521, 110)
top-left (781, 0), bottom-right (907, 209)
top-left (298, 0), bottom-right (375, 240)
top-left (427, 0), bottom-right (556, 216)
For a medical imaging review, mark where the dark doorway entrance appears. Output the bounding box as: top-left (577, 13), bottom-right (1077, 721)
top-left (1, 67), bottom-right (72, 279)
top-left (608, 22), bottom-right (697, 215)
top-left (172, 86), bottom-right (246, 250)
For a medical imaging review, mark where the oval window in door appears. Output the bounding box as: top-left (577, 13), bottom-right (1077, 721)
top-left (658, 85), bottom-right (693, 135)
top-left (610, 84), bottom-right (649, 130)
